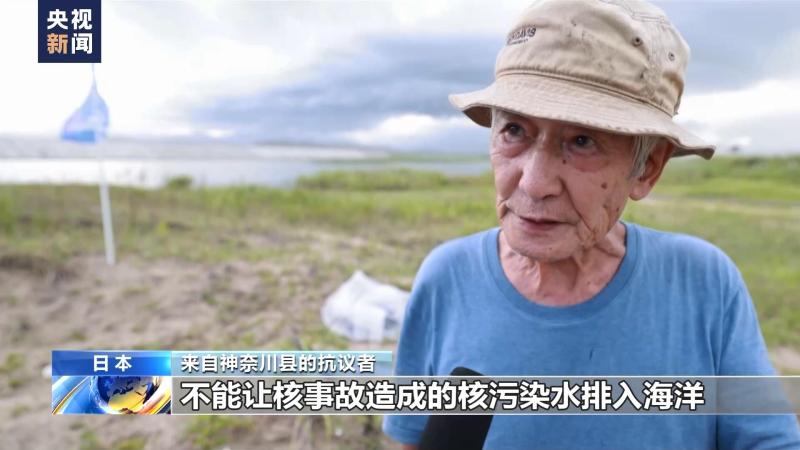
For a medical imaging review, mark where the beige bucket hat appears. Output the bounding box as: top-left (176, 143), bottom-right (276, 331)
top-left (449, 0), bottom-right (715, 159)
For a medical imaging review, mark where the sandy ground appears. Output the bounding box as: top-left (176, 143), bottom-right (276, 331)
top-left (0, 249), bottom-right (397, 450)
top-left (1, 246), bottom-right (798, 449)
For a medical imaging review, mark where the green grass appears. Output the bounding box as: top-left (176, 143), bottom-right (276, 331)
top-left (185, 416), bottom-right (255, 450)
top-left (660, 155), bottom-right (800, 185)
top-left (296, 168), bottom-right (492, 191)
top-left (112, 436), bottom-right (147, 450)
top-left (0, 157), bottom-right (798, 349)
top-left (656, 155), bottom-right (800, 201)
top-left (0, 353), bottom-right (24, 374)
top-left (76, 431), bottom-right (146, 450)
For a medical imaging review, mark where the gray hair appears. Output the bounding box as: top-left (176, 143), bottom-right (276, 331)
top-left (489, 107), bottom-right (660, 179)
top-left (629, 135), bottom-right (661, 178)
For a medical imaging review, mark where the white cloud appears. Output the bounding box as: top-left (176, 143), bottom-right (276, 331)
top-left (677, 78), bottom-right (800, 153)
top-left (0, 0), bottom-right (528, 139)
top-left (341, 113), bottom-right (473, 146)
top-left (679, 79), bottom-right (800, 126)
top-left (2, 0), bottom-right (799, 156)
top-left (0, 1), bottom-right (386, 137)
top-left (205, 128), bottom-right (234, 139)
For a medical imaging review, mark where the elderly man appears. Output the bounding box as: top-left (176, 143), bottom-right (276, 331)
top-left (382, 0), bottom-right (800, 449)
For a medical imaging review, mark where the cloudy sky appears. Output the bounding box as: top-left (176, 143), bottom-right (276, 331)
top-left (2, 0), bottom-right (800, 154)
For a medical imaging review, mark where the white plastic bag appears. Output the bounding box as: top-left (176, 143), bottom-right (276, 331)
top-left (321, 271), bottom-right (409, 342)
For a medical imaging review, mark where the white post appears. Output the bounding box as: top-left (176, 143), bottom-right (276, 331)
top-left (97, 157), bottom-right (116, 265)
top-left (89, 64), bottom-right (115, 266)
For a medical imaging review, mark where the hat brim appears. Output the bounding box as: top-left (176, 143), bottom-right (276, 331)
top-left (449, 74), bottom-right (714, 159)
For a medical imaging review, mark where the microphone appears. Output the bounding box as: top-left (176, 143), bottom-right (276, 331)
top-left (418, 367), bottom-right (494, 450)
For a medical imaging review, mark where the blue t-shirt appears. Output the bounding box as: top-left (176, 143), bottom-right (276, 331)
top-left (382, 222), bottom-right (800, 449)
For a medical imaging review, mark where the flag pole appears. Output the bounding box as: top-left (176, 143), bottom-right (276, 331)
top-left (93, 64), bottom-right (116, 265)
top-left (98, 157), bottom-right (116, 266)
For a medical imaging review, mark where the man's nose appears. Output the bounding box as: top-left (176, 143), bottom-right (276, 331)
top-left (518, 142), bottom-right (564, 200)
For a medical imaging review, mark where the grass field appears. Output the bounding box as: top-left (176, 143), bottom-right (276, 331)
top-left (0, 154), bottom-right (797, 449)
top-left (0, 156), bottom-right (797, 346)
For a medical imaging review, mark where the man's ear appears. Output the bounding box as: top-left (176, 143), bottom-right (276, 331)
top-left (629, 139), bottom-right (674, 201)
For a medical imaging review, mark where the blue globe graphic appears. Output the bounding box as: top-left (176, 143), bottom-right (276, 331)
top-left (90, 376), bottom-right (159, 414)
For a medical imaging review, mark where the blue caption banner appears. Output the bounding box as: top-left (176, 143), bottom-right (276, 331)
top-left (52, 350), bottom-right (172, 376)
top-left (50, 350), bottom-right (393, 415)
top-left (172, 350), bottom-right (393, 376)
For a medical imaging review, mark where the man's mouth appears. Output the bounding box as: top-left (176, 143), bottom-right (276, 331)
top-left (512, 212), bottom-right (564, 233)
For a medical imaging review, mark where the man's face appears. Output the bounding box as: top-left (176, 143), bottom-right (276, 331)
top-left (491, 109), bottom-right (652, 262)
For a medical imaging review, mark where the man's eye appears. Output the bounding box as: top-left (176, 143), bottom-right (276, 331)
top-left (565, 134), bottom-right (600, 155)
top-left (501, 123), bottom-right (525, 140)
top-left (573, 135), bottom-right (595, 147)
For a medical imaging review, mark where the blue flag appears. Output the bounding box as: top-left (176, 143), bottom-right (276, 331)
top-left (61, 72), bottom-right (109, 143)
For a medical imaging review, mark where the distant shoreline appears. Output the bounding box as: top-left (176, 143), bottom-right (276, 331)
top-left (0, 157), bottom-right (491, 189)
top-left (0, 137), bottom-right (489, 162)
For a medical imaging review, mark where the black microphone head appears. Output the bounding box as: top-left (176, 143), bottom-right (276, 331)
top-left (450, 366), bottom-right (483, 377)
top-left (418, 367), bottom-right (493, 450)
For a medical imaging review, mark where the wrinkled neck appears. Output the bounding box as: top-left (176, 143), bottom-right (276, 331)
top-left (498, 222), bottom-right (626, 306)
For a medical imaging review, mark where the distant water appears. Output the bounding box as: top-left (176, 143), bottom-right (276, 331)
top-left (0, 158), bottom-right (490, 188)
top-left (0, 138), bottom-right (490, 188)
